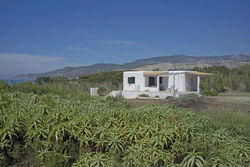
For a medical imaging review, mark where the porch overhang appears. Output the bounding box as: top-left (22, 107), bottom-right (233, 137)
top-left (186, 71), bottom-right (213, 76)
top-left (143, 71), bottom-right (168, 76)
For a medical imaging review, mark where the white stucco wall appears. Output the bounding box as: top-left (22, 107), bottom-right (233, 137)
top-left (168, 74), bottom-right (175, 89)
top-left (123, 71), bottom-right (197, 92)
top-left (123, 71), bottom-right (161, 92)
top-left (168, 71), bottom-right (188, 92)
top-left (160, 77), bottom-right (168, 90)
top-left (123, 71), bottom-right (145, 91)
top-left (178, 73), bottom-right (186, 91)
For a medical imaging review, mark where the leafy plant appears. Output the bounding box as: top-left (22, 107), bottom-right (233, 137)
top-left (182, 150), bottom-right (205, 167)
top-left (0, 92), bottom-right (249, 166)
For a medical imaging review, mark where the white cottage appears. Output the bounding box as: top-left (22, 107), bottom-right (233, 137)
top-left (120, 70), bottom-right (213, 99)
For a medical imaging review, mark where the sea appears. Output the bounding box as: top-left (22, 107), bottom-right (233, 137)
top-left (3, 78), bottom-right (35, 85)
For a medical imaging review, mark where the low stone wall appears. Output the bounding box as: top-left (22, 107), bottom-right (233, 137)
top-left (108, 90), bottom-right (200, 99)
top-left (109, 90), bottom-right (173, 99)
top-left (108, 90), bottom-right (123, 97)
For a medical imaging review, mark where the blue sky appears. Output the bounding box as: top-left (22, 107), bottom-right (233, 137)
top-left (0, 0), bottom-right (250, 78)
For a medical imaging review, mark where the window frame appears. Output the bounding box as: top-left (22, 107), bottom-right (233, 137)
top-left (128, 77), bottom-right (135, 84)
top-left (149, 77), bottom-right (157, 87)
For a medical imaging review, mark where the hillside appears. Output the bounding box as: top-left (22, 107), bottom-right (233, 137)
top-left (16, 54), bottom-right (250, 78)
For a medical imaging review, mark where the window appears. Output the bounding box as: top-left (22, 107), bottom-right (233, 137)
top-left (149, 77), bottom-right (156, 87)
top-left (128, 77), bottom-right (135, 84)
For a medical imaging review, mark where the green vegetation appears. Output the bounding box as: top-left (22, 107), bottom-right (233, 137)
top-left (78, 71), bottom-right (123, 90)
top-left (35, 76), bottom-right (69, 85)
top-left (0, 71), bottom-right (123, 98)
top-left (11, 65), bottom-right (249, 97)
top-left (193, 64), bottom-right (250, 93)
top-left (139, 94), bottom-right (149, 97)
top-left (0, 88), bottom-right (249, 166)
top-left (0, 80), bottom-right (10, 93)
top-left (197, 110), bottom-right (250, 140)
top-left (31, 71), bottom-right (123, 97)
top-left (201, 90), bottom-right (218, 96)
top-left (0, 65), bottom-right (250, 166)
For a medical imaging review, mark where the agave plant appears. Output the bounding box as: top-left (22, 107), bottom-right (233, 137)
top-left (48, 122), bottom-right (72, 143)
top-left (155, 129), bottom-right (174, 149)
top-left (139, 124), bottom-right (155, 139)
top-left (1, 92), bottom-right (250, 167)
top-left (79, 135), bottom-right (93, 152)
top-left (73, 152), bottom-right (112, 167)
top-left (124, 128), bottom-right (141, 144)
top-left (182, 150), bottom-right (205, 167)
top-left (0, 115), bottom-right (25, 145)
top-left (107, 133), bottom-right (124, 152)
top-left (72, 152), bottom-right (93, 167)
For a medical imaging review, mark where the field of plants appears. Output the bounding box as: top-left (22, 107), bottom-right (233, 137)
top-left (0, 91), bottom-right (249, 166)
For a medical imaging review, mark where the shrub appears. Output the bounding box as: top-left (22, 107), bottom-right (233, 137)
top-left (193, 65), bottom-right (250, 92)
top-left (139, 94), bottom-right (149, 97)
top-left (98, 86), bottom-right (107, 96)
top-left (186, 93), bottom-right (199, 98)
top-left (35, 77), bottom-right (51, 85)
top-left (78, 71), bottom-right (123, 88)
top-left (202, 90), bottom-right (218, 96)
top-left (0, 80), bottom-right (10, 93)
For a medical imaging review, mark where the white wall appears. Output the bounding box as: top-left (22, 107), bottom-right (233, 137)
top-left (122, 90), bottom-right (173, 99)
top-left (168, 71), bottom-right (187, 92)
top-left (178, 73), bottom-right (186, 91)
top-left (123, 71), bottom-right (145, 91)
top-left (168, 74), bottom-right (174, 89)
top-left (123, 71), bottom-right (195, 92)
top-left (124, 71), bottom-right (162, 92)
top-left (160, 77), bottom-right (168, 90)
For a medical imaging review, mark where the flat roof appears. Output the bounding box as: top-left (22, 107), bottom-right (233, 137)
top-left (124, 70), bottom-right (213, 76)
top-left (143, 71), bottom-right (168, 76)
top-left (186, 71), bottom-right (213, 76)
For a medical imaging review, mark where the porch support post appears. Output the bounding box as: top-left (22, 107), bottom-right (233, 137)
top-left (210, 76), bottom-right (213, 91)
top-left (197, 75), bottom-right (200, 93)
top-left (157, 76), bottom-right (160, 91)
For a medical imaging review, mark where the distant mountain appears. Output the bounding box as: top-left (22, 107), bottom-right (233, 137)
top-left (16, 54), bottom-right (250, 78)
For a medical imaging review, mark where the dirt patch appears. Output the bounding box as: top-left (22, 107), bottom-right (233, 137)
top-left (127, 95), bottom-right (250, 113)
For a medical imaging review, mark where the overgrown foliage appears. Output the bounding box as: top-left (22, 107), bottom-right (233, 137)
top-left (32, 71), bottom-right (124, 96)
top-left (78, 71), bottom-right (123, 90)
top-left (0, 80), bottom-right (10, 93)
top-left (35, 76), bottom-right (69, 85)
top-left (0, 92), bottom-right (249, 166)
top-left (193, 64), bottom-right (250, 93)
top-left (202, 90), bottom-right (218, 96)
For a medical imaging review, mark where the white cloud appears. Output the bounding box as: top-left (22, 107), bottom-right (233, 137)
top-left (0, 53), bottom-right (69, 78)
